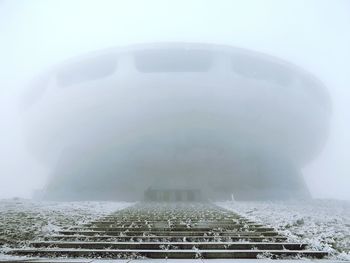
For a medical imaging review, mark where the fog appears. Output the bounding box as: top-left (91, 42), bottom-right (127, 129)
top-left (0, 0), bottom-right (349, 200)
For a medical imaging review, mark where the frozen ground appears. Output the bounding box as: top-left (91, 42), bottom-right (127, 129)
top-left (1, 199), bottom-right (349, 261)
top-left (0, 198), bottom-right (132, 258)
top-left (217, 200), bottom-right (350, 260)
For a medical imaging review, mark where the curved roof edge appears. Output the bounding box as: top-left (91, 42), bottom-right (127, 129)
top-left (25, 42), bottom-right (332, 113)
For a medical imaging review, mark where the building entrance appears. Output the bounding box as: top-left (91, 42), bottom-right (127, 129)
top-left (144, 188), bottom-right (202, 202)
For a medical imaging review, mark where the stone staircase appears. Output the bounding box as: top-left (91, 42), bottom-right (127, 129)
top-left (10, 203), bottom-right (328, 259)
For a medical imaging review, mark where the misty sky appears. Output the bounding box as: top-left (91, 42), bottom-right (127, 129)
top-left (0, 0), bottom-right (349, 199)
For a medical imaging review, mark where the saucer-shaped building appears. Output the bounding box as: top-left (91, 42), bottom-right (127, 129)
top-left (22, 43), bottom-right (331, 201)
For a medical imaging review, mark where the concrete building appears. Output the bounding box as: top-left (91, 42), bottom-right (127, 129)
top-left (22, 43), bottom-right (331, 201)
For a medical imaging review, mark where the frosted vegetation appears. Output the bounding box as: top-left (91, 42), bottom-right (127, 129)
top-left (0, 199), bottom-right (131, 256)
top-left (1, 199), bottom-right (349, 260)
top-left (218, 200), bottom-right (350, 260)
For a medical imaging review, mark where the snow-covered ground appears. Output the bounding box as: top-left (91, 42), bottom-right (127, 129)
top-left (0, 198), bottom-right (132, 257)
top-left (1, 199), bottom-right (349, 261)
top-left (217, 200), bottom-right (350, 260)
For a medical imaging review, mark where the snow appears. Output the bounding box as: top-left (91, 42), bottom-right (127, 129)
top-left (217, 199), bottom-right (350, 261)
top-left (0, 198), bottom-right (132, 258)
top-left (1, 199), bottom-right (349, 261)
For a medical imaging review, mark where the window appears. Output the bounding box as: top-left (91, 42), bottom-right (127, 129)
top-left (135, 49), bottom-right (213, 72)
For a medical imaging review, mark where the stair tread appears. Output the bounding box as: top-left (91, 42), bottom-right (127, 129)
top-left (31, 241), bottom-right (306, 245)
top-left (13, 248), bottom-right (326, 253)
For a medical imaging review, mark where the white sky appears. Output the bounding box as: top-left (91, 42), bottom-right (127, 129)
top-left (0, 0), bottom-right (349, 199)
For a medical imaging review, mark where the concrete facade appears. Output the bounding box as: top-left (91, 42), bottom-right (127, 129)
top-left (22, 43), bottom-right (331, 201)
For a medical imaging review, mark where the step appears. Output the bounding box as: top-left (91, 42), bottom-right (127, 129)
top-left (30, 241), bottom-right (307, 250)
top-left (100, 217), bottom-right (247, 221)
top-left (86, 224), bottom-right (263, 228)
top-left (96, 217), bottom-right (245, 221)
top-left (11, 248), bottom-right (328, 259)
top-left (44, 235), bottom-right (287, 242)
top-left (58, 230), bottom-right (279, 236)
top-left (69, 227), bottom-right (275, 232)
